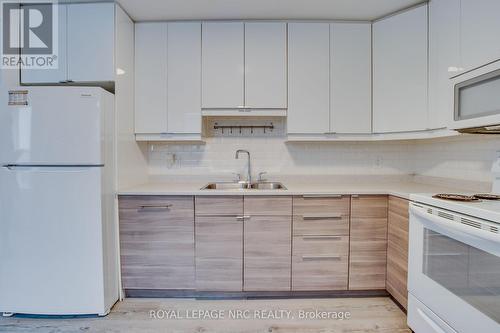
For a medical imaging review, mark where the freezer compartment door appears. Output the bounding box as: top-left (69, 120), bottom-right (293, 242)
top-left (0, 166), bottom-right (107, 315)
top-left (0, 87), bottom-right (105, 165)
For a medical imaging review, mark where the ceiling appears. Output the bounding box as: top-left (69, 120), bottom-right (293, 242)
top-left (116, 0), bottom-right (425, 22)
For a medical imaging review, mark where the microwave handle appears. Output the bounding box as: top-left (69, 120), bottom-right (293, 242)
top-left (410, 205), bottom-right (500, 243)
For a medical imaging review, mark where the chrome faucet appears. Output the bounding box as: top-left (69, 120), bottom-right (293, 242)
top-left (235, 149), bottom-right (251, 187)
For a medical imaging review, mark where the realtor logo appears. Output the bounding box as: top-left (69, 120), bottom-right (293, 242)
top-left (1, 0), bottom-right (58, 69)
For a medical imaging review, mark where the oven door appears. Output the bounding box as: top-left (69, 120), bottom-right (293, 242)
top-left (408, 203), bottom-right (500, 333)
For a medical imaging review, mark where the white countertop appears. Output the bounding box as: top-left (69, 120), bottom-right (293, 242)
top-left (118, 175), bottom-right (480, 200)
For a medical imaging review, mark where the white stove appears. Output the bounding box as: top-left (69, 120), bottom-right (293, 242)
top-left (411, 193), bottom-right (500, 223)
top-left (407, 193), bottom-right (500, 333)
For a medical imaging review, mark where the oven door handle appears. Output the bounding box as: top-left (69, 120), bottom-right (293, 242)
top-left (410, 205), bottom-right (500, 243)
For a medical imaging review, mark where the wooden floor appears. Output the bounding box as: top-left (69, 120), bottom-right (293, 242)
top-left (0, 297), bottom-right (410, 333)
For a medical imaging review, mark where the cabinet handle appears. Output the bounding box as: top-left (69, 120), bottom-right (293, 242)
top-left (302, 195), bottom-right (343, 199)
top-left (302, 255), bottom-right (341, 261)
top-left (137, 204), bottom-right (172, 212)
top-left (302, 236), bottom-right (342, 241)
top-left (302, 214), bottom-right (343, 220)
top-left (236, 216), bottom-right (250, 220)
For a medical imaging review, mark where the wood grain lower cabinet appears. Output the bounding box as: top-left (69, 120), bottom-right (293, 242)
top-left (119, 196), bottom-right (195, 290)
top-left (195, 196), bottom-right (244, 291)
top-left (244, 215), bottom-right (291, 291)
top-left (244, 196), bottom-right (292, 291)
top-left (292, 235), bottom-right (349, 291)
top-left (349, 195), bottom-right (388, 290)
top-left (386, 196), bottom-right (409, 309)
top-left (195, 215), bottom-right (243, 291)
top-left (293, 195), bottom-right (350, 236)
top-left (292, 195), bottom-right (350, 291)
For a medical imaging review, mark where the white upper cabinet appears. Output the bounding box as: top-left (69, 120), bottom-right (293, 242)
top-left (373, 5), bottom-right (428, 133)
top-left (67, 3), bottom-right (115, 82)
top-left (288, 23), bottom-right (330, 134)
top-left (134, 23), bottom-right (168, 134)
top-left (21, 2), bottom-right (114, 84)
top-left (330, 23), bottom-right (372, 134)
top-left (428, 0), bottom-right (461, 130)
top-left (460, 0), bottom-right (500, 72)
top-left (244, 22), bottom-right (287, 109)
top-left (21, 3), bottom-right (67, 84)
top-left (202, 22), bottom-right (244, 109)
top-left (134, 22), bottom-right (202, 137)
top-left (167, 22), bottom-right (202, 134)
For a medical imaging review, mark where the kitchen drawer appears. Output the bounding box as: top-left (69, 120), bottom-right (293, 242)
top-left (119, 196), bottom-right (194, 215)
top-left (292, 235), bottom-right (349, 291)
top-left (195, 196), bottom-right (243, 216)
top-left (118, 196), bottom-right (195, 290)
top-left (293, 215), bottom-right (349, 236)
top-left (244, 196), bottom-right (292, 216)
top-left (293, 195), bottom-right (350, 216)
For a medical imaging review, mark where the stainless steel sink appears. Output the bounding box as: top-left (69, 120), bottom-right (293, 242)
top-left (201, 182), bottom-right (287, 190)
top-left (250, 182), bottom-right (287, 190)
top-left (201, 182), bottom-right (250, 190)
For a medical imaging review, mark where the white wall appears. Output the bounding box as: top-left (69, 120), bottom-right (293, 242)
top-left (147, 134), bottom-right (500, 184)
top-left (115, 5), bottom-right (149, 189)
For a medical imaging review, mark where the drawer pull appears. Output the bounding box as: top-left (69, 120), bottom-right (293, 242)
top-left (302, 195), bottom-right (343, 199)
top-left (302, 236), bottom-right (342, 241)
top-left (137, 204), bottom-right (172, 212)
top-left (236, 216), bottom-right (250, 220)
top-left (302, 214), bottom-right (342, 220)
top-left (302, 255), bottom-right (341, 261)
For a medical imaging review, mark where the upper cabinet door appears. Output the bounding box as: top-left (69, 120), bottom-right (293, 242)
top-left (330, 23), bottom-right (372, 134)
top-left (244, 22), bottom-right (287, 109)
top-left (202, 22), bottom-right (244, 108)
top-left (21, 3), bottom-right (67, 84)
top-left (428, 0), bottom-right (460, 130)
top-left (67, 3), bottom-right (115, 82)
top-left (373, 5), bottom-right (428, 133)
top-left (288, 23), bottom-right (330, 134)
top-left (134, 23), bottom-right (168, 134)
top-left (461, 0), bottom-right (500, 72)
top-left (167, 22), bottom-right (202, 134)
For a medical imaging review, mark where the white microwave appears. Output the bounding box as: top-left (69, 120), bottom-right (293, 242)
top-left (451, 60), bottom-right (500, 133)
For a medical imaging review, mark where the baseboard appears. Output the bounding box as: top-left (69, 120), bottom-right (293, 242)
top-left (124, 289), bottom-right (389, 299)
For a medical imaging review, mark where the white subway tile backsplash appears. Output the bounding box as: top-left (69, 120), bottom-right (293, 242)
top-left (146, 134), bottom-right (500, 183)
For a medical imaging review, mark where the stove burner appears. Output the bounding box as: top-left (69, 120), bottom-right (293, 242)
top-left (433, 194), bottom-right (480, 202)
top-left (473, 194), bottom-right (500, 200)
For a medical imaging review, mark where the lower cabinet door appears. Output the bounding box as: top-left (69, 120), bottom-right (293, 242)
top-left (349, 195), bottom-right (388, 290)
top-left (387, 196), bottom-right (410, 309)
top-left (292, 235), bottom-right (349, 291)
top-left (244, 215), bottom-right (292, 291)
top-left (195, 216), bottom-right (243, 291)
top-left (119, 196), bottom-right (195, 290)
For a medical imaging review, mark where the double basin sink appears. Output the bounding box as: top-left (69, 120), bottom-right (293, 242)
top-left (201, 182), bottom-right (287, 190)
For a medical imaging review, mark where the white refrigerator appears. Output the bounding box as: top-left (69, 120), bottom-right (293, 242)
top-left (0, 87), bottom-right (119, 316)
